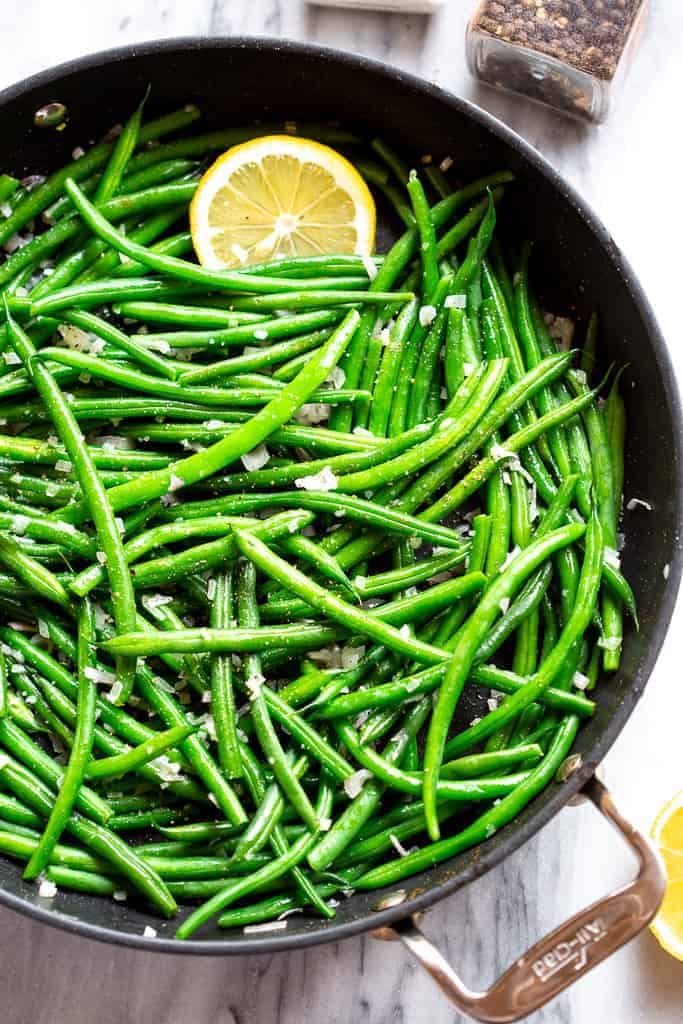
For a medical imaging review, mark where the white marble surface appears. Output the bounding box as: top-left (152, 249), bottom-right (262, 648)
top-left (0, 2), bottom-right (681, 1022)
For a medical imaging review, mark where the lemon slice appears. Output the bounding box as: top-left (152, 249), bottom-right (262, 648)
top-left (190, 135), bottom-right (376, 270)
top-left (649, 789), bottom-right (683, 960)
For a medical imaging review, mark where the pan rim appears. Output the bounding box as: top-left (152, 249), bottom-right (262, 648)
top-left (0, 33), bottom-right (680, 956)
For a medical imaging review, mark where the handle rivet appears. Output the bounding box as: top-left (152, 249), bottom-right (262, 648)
top-left (372, 889), bottom-right (407, 911)
top-left (556, 752), bottom-right (583, 783)
top-left (34, 103), bottom-right (68, 130)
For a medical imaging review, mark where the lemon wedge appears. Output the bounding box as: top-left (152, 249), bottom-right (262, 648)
top-left (649, 789), bottom-right (683, 961)
top-left (190, 134), bottom-right (376, 270)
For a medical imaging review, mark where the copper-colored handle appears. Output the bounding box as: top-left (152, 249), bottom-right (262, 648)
top-left (372, 777), bottom-right (666, 1022)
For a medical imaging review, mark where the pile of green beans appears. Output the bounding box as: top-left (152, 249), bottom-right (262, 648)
top-left (0, 100), bottom-right (635, 940)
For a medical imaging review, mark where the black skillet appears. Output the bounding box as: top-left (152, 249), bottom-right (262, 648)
top-left (0, 37), bottom-right (680, 1022)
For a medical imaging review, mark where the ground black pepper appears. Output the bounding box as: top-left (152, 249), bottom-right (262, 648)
top-left (466, 0), bottom-right (648, 121)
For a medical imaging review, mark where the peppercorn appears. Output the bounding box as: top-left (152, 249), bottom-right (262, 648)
top-left (466, 0), bottom-right (648, 122)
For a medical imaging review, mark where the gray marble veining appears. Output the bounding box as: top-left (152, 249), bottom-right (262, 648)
top-left (0, 2), bottom-right (682, 1022)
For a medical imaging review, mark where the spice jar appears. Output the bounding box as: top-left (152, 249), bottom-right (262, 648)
top-left (309, 0), bottom-right (446, 9)
top-left (465, 1), bottom-right (649, 123)
top-left (308, 0), bottom-right (446, 10)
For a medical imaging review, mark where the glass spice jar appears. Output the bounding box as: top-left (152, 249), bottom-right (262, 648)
top-left (465, 1), bottom-right (649, 123)
top-left (308, 0), bottom-right (446, 10)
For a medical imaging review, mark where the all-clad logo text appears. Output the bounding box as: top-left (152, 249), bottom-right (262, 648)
top-left (531, 919), bottom-right (608, 983)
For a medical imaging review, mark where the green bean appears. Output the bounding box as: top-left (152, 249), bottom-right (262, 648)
top-left (209, 570), bottom-right (242, 779)
top-left (0, 627), bottom-right (199, 799)
top-left (177, 334), bottom-right (327, 386)
top-left (85, 725), bottom-right (195, 780)
top-left (332, 179), bottom-right (510, 434)
top-left (108, 806), bottom-right (198, 832)
top-left (484, 458), bottom-right (511, 577)
top-left (0, 184), bottom-right (198, 289)
top-left (568, 370), bottom-right (622, 669)
top-left (229, 756), bottom-right (308, 868)
top-left (0, 794), bottom-right (44, 829)
top-left (45, 159), bottom-right (197, 225)
top-left (5, 308), bottom-right (138, 702)
top-left (408, 170), bottom-right (439, 299)
top-left (435, 190), bottom-right (500, 262)
top-left (420, 386), bottom-right (598, 524)
top-left (278, 534), bottom-right (356, 596)
top-left (581, 312), bottom-right (599, 380)
top-left (443, 306), bottom-right (466, 397)
top-left (395, 351), bottom-right (572, 517)
top-left (0, 827), bottom-right (110, 875)
top-left (231, 530), bottom-right (481, 666)
top-left (338, 360), bottom-right (507, 492)
top-left (217, 868), bottom-right (366, 928)
top-left (103, 569), bottom-right (483, 659)
top-left (197, 424), bottom-right (429, 494)
top-left (336, 721), bottom-right (529, 801)
top-left (237, 743), bottom-right (333, 920)
top-left (69, 510), bottom-right (302, 597)
top-left (23, 599), bottom-right (98, 878)
top-left (131, 659), bottom-right (247, 827)
top-left (128, 512), bottom-right (312, 591)
top-left (604, 375), bottom-right (626, 512)
top-left (353, 549), bottom-right (469, 598)
top-left (0, 510), bottom-right (91, 558)
top-left (0, 105), bottom-right (201, 248)
top-left (53, 311), bottom-right (360, 524)
top-left (355, 714), bottom-right (578, 889)
top-left (60, 309), bottom-right (177, 380)
top-left (0, 752), bottom-right (177, 913)
top-left (138, 311), bottom-right (343, 353)
top-left (175, 827), bottom-right (315, 938)
top-left (31, 277), bottom-right (202, 317)
top-left (307, 699), bottom-right (430, 872)
top-left (44, 865), bottom-right (121, 896)
top-left (162, 491), bottom-right (469, 551)
top-left (237, 558), bottom-right (319, 830)
top-left (422, 522), bottom-right (585, 838)
top-left (244, 254), bottom-right (381, 279)
top-left (0, 648), bottom-right (6, 719)
top-left (0, 714), bottom-right (109, 827)
top-left (368, 299), bottom-right (418, 437)
top-left (443, 515), bottom-right (602, 761)
top-left (0, 174), bottom-right (19, 203)
top-left (116, 417), bottom-right (377, 454)
top-left (0, 534), bottom-right (71, 609)
top-left (94, 93), bottom-right (148, 204)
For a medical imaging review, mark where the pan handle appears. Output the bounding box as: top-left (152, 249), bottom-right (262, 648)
top-left (372, 776), bottom-right (666, 1023)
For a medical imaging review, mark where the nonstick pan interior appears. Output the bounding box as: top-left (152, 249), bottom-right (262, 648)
top-left (0, 37), bottom-right (680, 954)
